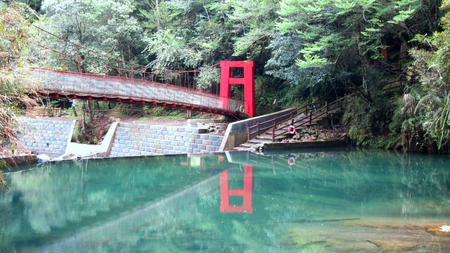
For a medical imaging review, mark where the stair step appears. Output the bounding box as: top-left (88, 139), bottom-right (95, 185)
top-left (239, 143), bottom-right (255, 148)
top-left (244, 103), bottom-right (346, 148)
top-left (233, 146), bottom-right (252, 151)
top-left (248, 139), bottom-right (272, 144)
top-left (255, 135), bottom-right (283, 141)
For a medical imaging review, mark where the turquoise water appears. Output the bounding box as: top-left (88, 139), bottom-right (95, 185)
top-left (2, 148), bottom-right (450, 252)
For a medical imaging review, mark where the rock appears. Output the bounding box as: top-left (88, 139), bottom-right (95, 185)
top-left (36, 154), bottom-right (51, 163)
top-left (426, 225), bottom-right (450, 236)
top-left (54, 153), bottom-right (81, 161)
top-left (367, 239), bottom-right (418, 252)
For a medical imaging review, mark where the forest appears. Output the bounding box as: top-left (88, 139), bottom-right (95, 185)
top-left (1, 0), bottom-right (450, 153)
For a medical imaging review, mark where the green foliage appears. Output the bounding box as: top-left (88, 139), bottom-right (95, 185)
top-left (7, 0), bottom-right (446, 151)
top-left (196, 65), bottom-right (220, 90)
top-left (254, 76), bottom-right (286, 115)
top-left (0, 3), bottom-right (37, 153)
top-left (142, 0), bottom-right (229, 70)
top-left (39, 0), bottom-right (145, 72)
top-left (265, 32), bottom-right (343, 101)
top-left (143, 28), bottom-right (202, 70)
top-left (276, 0), bottom-right (424, 97)
top-left (274, 0), bottom-right (446, 150)
top-left (408, 0), bottom-right (450, 151)
top-left (342, 94), bottom-right (397, 148)
top-left (225, 0), bottom-right (278, 57)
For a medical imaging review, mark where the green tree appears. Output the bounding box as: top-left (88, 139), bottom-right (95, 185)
top-left (0, 2), bottom-right (40, 188)
top-left (0, 3), bottom-right (37, 153)
top-left (275, 0), bottom-right (443, 147)
top-left (277, 0), bottom-right (423, 98)
top-left (141, 0), bottom-right (230, 71)
top-left (141, 0), bottom-right (282, 106)
top-left (409, 0), bottom-right (450, 151)
top-left (18, 0), bottom-right (43, 12)
top-left (40, 0), bottom-right (145, 74)
top-left (39, 0), bottom-right (147, 141)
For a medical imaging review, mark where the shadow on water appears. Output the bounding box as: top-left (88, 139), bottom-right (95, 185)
top-left (1, 148), bottom-right (450, 252)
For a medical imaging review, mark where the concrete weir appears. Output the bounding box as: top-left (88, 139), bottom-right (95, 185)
top-left (18, 118), bottom-right (225, 159)
top-left (63, 122), bottom-right (119, 158)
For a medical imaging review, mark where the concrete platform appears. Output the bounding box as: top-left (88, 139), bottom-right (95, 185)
top-left (262, 140), bottom-right (349, 151)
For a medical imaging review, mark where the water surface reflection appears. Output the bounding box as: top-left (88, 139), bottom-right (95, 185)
top-left (1, 149), bottom-right (450, 252)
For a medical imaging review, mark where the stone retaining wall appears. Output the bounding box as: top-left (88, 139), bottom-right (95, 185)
top-left (109, 123), bottom-right (223, 157)
top-left (18, 118), bottom-right (224, 157)
top-left (18, 118), bottom-right (74, 156)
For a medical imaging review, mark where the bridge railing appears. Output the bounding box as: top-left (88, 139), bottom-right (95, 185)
top-left (29, 68), bottom-right (245, 115)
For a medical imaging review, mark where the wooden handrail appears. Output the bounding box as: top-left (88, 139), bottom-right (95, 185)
top-left (270, 96), bottom-right (348, 141)
top-left (247, 102), bottom-right (321, 140)
top-left (246, 96), bottom-right (350, 142)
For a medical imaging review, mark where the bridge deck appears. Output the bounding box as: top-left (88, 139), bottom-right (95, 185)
top-left (29, 69), bottom-right (246, 117)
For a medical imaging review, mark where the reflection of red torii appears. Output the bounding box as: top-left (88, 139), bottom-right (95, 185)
top-left (220, 61), bottom-right (255, 117)
top-left (219, 165), bottom-right (253, 213)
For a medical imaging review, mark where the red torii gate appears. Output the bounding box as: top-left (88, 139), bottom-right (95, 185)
top-left (219, 165), bottom-right (253, 213)
top-left (220, 61), bottom-right (255, 117)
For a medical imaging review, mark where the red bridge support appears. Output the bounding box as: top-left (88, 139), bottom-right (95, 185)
top-left (220, 61), bottom-right (255, 117)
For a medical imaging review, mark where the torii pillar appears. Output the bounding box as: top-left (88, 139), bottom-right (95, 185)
top-left (220, 61), bottom-right (255, 117)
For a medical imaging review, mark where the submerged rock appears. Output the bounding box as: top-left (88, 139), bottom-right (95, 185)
top-left (367, 239), bottom-right (418, 252)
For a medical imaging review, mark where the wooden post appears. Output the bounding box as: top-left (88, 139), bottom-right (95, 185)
top-left (272, 119), bottom-right (277, 142)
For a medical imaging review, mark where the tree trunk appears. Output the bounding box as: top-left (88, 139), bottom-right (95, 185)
top-left (357, 35), bottom-right (370, 98)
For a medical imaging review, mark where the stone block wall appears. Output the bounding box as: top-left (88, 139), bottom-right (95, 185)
top-left (18, 118), bottom-right (74, 156)
top-left (17, 119), bottom-right (224, 157)
top-left (109, 123), bottom-right (223, 157)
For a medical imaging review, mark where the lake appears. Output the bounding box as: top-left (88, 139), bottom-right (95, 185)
top-left (1, 148), bottom-right (450, 252)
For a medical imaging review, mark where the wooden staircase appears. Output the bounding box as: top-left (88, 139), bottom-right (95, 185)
top-left (377, 60), bottom-right (407, 76)
top-left (234, 97), bottom-right (347, 152)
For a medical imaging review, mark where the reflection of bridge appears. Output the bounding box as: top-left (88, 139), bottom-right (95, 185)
top-left (30, 173), bottom-right (222, 253)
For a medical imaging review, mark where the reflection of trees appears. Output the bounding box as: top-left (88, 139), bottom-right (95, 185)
top-left (2, 150), bottom-right (450, 252)
top-left (1, 155), bottom-right (227, 251)
top-left (233, 149), bottom-right (450, 220)
top-left (217, 149), bottom-right (450, 252)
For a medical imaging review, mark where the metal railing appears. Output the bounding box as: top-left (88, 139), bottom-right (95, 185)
top-left (29, 68), bottom-right (245, 116)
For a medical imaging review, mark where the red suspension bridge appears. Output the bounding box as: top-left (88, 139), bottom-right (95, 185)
top-left (29, 26), bottom-right (256, 118)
